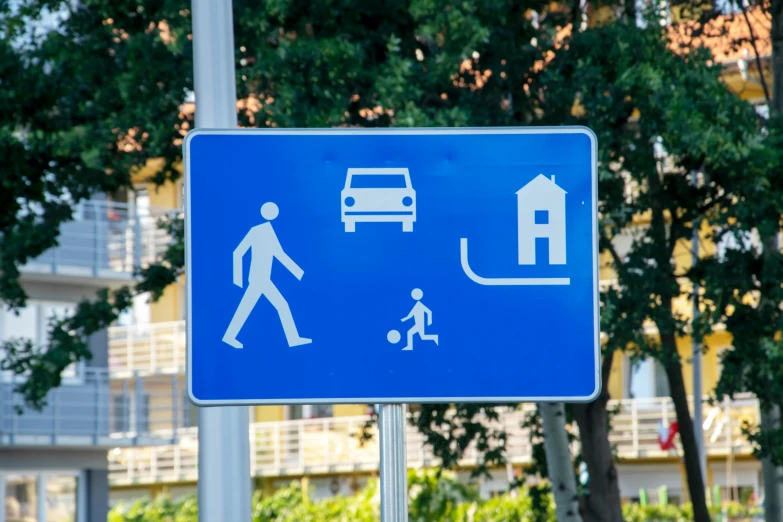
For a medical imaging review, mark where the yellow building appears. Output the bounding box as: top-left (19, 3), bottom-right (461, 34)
top-left (106, 9), bottom-right (773, 506)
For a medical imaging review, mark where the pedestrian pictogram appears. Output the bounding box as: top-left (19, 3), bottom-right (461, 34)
top-left (222, 202), bottom-right (311, 349)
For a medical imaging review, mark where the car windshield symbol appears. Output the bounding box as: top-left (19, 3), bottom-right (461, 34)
top-left (349, 174), bottom-right (408, 189)
top-left (341, 168), bottom-right (416, 232)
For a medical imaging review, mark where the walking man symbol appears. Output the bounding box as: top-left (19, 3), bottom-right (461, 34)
top-left (400, 288), bottom-right (438, 351)
top-left (222, 202), bottom-right (312, 349)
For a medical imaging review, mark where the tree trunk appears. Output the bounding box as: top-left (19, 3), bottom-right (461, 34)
top-left (661, 335), bottom-right (711, 522)
top-left (761, 406), bottom-right (783, 522)
top-left (572, 355), bottom-right (623, 522)
top-left (765, 2), bottom-right (782, 519)
top-left (540, 402), bottom-right (583, 522)
top-left (759, 232), bottom-right (783, 522)
top-left (771, 0), bottom-right (782, 115)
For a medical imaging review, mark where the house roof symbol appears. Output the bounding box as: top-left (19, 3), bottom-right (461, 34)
top-left (516, 174), bottom-right (567, 196)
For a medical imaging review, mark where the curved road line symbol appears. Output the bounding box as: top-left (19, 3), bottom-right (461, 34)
top-left (460, 238), bottom-right (571, 286)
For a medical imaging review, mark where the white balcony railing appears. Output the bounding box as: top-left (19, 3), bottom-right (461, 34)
top-left (21, 200), bottom-right (178, 280)
top-left (108, 395), bottom-right (759, 486)
top-left (109, 321), bottom-right (186, 376)
top-left (0, 368), bottom-right (181, 447)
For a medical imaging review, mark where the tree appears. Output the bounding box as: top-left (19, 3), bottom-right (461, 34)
top-left (667, 1), bottom-right (783, 520)
top-left (0, 0), bottom-right (190, 407)
top-left (538, 14), bottom-right (771, 522)
top-left (570, 353), bottom-right (622, 522)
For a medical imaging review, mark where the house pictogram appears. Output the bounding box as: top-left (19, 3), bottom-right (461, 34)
top-left (516, 174), bottom-right (567, 265)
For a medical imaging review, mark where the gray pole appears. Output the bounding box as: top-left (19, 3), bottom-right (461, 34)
top-left (191, 2), bottom-right (251, 521)
top-left (379, 404), bottom-right (408, 522)
top-left (691, 170), bottom-right (707, 487)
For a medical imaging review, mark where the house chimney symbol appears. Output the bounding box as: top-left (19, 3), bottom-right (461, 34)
top-left (515, 174), bottom-right (567, 265)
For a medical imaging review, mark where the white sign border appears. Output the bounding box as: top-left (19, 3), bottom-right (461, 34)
top-left (184, 126), bottom-right (600, 406)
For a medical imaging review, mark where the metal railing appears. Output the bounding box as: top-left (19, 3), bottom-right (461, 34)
top-left (21, 200), bottom-right (178, 279)
top-left (109, 321), bottom-right (187, 376)
top-left (108, 394), bottom-right (759, 486)
top-left (0, 368), bottom-right (181, 446)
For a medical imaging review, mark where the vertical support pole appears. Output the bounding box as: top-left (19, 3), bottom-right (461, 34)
top-left (131, 201), bottom-right (142, 269)
top-left (0, 380), bottom-right (4, 437)
top-left (379, 404), bottom-right (408, 522)
top-left (121, 379), bottom-right (129, 434)
top-left (37, 473), bottom-right (47, 522)
top-left (691, 170), bottom-right (707, 486)
top-left (11, 388), bottom-right (17, 444)
top-left (92, 202), bottom-right (100, 276)
top-left (0, 474), bottom-right (6, 522)
top-left (76, 470), bottom-right (88, 522)
top-left (94, 371), bottom-right (101, 444)
top-left (134, 372), bottom-right (144, 440)
top-left (51, 388), bottom-right (58, 445)
top-left (191, 2), bottom-right (251, 521)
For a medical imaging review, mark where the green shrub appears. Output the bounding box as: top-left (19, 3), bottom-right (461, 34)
top-left (408, 469), bottom-right (480, 522)
top-left (621, 501), bottom-right (761, 522)
top-left (109, 475), bottom-right (758, 522)
top-left (472, 494), bottom-right (555, 522)
top-left (109, 495), bottom-right (198, 522)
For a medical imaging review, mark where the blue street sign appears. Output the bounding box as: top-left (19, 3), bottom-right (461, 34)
top-left (185, 128), bottom-right (599, 405)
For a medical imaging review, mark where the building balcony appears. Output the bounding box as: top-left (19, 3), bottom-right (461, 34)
top-left (0, 368), bottom-right (181, 447)
top-left (20, 200), bottom-right (177, 286)
top-left (109, 321), bottom-right (186, 377)
top-left (108, 394), bottom-right (759, 486)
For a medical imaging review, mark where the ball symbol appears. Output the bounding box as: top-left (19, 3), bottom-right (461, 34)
top-left (387, 330), bottom-right (401, 344)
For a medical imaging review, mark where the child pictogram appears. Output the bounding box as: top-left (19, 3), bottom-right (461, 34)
top-left (387, 288), bottom-right (438, 351)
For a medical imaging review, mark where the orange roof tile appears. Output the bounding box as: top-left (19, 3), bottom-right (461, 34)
top-left (668, 6), bottom-right (771, 63)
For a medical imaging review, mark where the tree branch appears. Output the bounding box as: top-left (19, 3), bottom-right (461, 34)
top-left (601, 350), bottom-right (615, 393)
top-left (601, 227), bottom-right (630, 281)
top-left (740, 2), bottom-right (772, 106)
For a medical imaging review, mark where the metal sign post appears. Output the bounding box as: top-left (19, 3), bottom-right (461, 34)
top-left (379, 404), bottom-right (409, 522)
top-left (191, 1), bottom-right (251, 521)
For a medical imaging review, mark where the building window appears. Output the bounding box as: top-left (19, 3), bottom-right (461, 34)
top-left (3, 473), bottom-right (78, 522)
top-left (627, 356), bottom-right (669, 399)
top-left (45, 475), bottom-right (77, 522)
top-left (5, 474), bottom-right (37, 522)
top-left (534, 210), bottom-right (549, 224)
